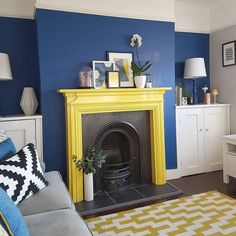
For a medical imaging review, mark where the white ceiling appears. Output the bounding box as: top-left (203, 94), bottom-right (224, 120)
top-left (0, 0), bottom-right (235, 33)
top-left (176, 0), bottom-right (224, 6)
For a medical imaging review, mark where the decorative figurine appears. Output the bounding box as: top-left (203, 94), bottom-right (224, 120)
top-left (202, 85), bottom-right (208, 94)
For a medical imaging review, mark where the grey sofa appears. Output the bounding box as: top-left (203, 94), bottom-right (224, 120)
top-left (17, 171), bottom-right (92, 236)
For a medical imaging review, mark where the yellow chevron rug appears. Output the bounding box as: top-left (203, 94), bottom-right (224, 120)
top-left (86, 191), bottom-right (236, 236)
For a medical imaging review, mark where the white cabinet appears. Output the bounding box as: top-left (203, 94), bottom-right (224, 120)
top-left (0, 115), bottom-right (43, 160)
top-left (176, 104), bottom-right (230, 177)
top-left (222, 135), bottom-right (236, 184)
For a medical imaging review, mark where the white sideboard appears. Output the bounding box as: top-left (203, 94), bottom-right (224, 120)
top-left (176, 104), bottom-right (230, 177)
top-left (0, 115), bottom-right (43, 160)
top-left (223, 135), bottom-right (236, 184)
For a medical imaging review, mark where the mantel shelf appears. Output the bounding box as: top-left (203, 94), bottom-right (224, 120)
top-left (58, 87), bottom-right (172, 95)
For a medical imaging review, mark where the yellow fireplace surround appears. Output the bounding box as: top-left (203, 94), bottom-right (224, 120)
top-left (58, 88), bottom-right (171, 202)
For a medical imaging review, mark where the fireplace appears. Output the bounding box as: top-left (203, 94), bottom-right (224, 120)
top-left (58, 88), bottom-right (171, 202)
top-left (82, 111), bottom-right (152, 193)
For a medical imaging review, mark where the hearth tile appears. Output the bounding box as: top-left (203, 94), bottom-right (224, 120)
top-left (75, 192), bottom-right (114, 213)
top-left (134, 183), bottom-right (182, 199)
top-left (107, 187), bottom-right (144, 204)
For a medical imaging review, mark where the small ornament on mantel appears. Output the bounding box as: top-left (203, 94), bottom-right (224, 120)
top-left (20, 87), bottom-right (38, 116)
top-left (146, 75), bottom-right (152, 88)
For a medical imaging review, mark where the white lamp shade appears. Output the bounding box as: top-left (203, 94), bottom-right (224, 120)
top-left (0, 53), bottom-right (13, 80)
top-left (184, 58), bottom-right (207, 79)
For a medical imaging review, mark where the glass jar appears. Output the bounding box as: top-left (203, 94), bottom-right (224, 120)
top-left (79, 66), bottom-right (93, 88)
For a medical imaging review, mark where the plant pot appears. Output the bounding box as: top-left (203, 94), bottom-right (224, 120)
top-left (83, 173), bottom-right (94, 201)
top-left (134, 76), bottom-right (146, 88)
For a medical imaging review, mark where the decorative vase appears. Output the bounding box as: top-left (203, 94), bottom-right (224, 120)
top-left (134, 76), bottom-right (146, 88)
top-left (83, 173), bottom-right (94, 201)
top-left (20, 87), bottom-right (38, 116)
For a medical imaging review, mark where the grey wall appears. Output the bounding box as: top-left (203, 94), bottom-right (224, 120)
top-left (210, 25), bottom-right (236, 133)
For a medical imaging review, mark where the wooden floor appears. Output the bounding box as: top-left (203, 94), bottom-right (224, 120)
top-left (83, 171), bottom-right (236, 219)
top-left (169, 170), bottom-right (236, 199)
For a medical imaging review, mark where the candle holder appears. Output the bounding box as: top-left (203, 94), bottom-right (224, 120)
top-left (212, 88), bottom-right (219, 104)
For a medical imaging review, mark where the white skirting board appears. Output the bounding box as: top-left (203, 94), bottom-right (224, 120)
top-left (166, 168), bottom-right (181, 180)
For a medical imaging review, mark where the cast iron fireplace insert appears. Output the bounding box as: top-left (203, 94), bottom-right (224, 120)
top-left (82, 111), bottom-right (152, 194)
top-left (94, 122), bottom-right (140, 191)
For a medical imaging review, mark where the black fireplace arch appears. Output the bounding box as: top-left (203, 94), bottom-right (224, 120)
top-left (93, 122), bottom-right (141, 192)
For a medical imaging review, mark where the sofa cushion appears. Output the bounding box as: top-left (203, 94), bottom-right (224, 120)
top-left (24, 209), bottom-right (92, 236)
top-left (0, 138), bottom-right (16, 161)
top-left (0, 143), bottom-right (48, 205)
top-left (18, 171), bottom-right (74, 216)
top-left (0, 187), bottom-right (30, 236)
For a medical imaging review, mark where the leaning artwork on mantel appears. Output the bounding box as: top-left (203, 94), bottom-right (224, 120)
top-left (108, 52), bottom-right (134, 88)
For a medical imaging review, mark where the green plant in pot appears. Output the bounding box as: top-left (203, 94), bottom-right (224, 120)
top-left (73, 146), bottom-right (106, 201)
top-left (130, 34), bottom-right (152, 88)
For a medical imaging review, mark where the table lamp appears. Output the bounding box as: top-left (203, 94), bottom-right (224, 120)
top-left (0, 53), bottom-right (12, 80)
top-left (0, 53), bottom-right (13, 115)
top-left (184, 58), bottom-right (207, 104)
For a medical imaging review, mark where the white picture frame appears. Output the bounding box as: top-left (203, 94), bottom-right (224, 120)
top-left (92, 61), bottom-right (115, 89)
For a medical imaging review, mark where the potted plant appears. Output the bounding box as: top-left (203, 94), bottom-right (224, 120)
top-left (130, 34), bottom-right (152, 88)
top-left (73, 146), bottom-right (106, 201)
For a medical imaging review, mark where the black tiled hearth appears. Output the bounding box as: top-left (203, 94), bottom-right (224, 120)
top-left (75, 183), bottom-right (182, 217)
top-left (108, 187), bottom-right (144, 204)
top-left (75, 192), bottom-right (114, 213)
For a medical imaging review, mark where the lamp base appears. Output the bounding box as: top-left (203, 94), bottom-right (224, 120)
top-left (193, 96), bottom-right (198, 104)
top-left (193, 79), bottom-right (199, 104)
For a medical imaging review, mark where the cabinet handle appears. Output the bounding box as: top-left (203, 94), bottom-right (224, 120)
top-left (199, 129), bottom-right (203, 132)
top-left (206, 128), bottom-right (209, 131)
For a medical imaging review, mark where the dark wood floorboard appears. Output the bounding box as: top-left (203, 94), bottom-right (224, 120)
top-left (83, 171), bottom-right (236, 219)
top-left (169, 170), bottom-right (236, 198)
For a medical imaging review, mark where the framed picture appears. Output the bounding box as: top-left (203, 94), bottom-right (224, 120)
top-left (92, 61), bottom-right (115, 89)
top-left (222, 41), bottom-right (236, 67)
top-left (108, 52), bottom-right (134, 88)
top-left (107, 71), bottom-right (120, 88)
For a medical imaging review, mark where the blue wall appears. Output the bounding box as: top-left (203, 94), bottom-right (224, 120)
top-left (175, 32), bottom-right (210, 103)
top-left (0, 17), bottom-right (39, 115)
top-left (36, 9), bottom-right (177, 180)
top-left (0, 13), bottom-right (211, 181)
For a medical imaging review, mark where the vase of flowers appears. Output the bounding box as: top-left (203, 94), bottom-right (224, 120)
top-left (130, 34), bottom-right (152, 88)
top-left (73, 146), bottom-right (106, 201)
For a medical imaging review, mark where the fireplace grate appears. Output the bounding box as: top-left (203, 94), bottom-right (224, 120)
top-left (102, 162), bottom-right (130, 191)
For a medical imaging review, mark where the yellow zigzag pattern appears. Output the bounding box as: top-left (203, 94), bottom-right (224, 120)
top-left (86, 191), bottom-right (236, 236)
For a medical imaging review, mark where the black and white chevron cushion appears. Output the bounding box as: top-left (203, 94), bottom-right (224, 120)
top-left (0, 143), bottom-right (48, 205)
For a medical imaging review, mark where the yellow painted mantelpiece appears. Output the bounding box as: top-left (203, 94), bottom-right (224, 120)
top-left (58, 88), bottom-right (172, 202)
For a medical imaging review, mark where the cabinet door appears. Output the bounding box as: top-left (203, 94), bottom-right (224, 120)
top-left (0, 120), bottom-right (36, 152)
top-left (204, 107), bottom-right (227, 172)
top-left (177, 108), bottom-right (205, 176)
